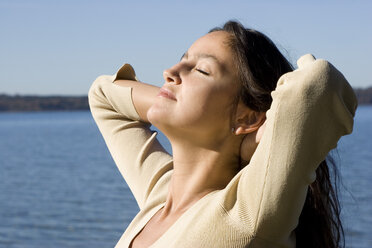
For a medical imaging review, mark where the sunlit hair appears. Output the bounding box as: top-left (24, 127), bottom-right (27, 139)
top-left (210, 20), bottom-right (345, 248)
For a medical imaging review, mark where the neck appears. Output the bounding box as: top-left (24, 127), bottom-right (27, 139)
top-left (162, 137), bottom-right (240, 215)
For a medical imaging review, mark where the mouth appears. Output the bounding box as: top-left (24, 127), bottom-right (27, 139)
top-left (157, 88), bottom-right (177, 101)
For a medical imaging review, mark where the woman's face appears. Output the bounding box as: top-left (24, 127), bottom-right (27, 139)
top-left (148, 31), bottom-right (240, 144)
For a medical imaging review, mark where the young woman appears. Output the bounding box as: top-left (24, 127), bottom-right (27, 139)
top-left (89, 21), bottom-right (357, 248)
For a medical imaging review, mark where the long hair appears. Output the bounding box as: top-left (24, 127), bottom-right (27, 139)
top-left (210, 20), bottom-right (345, 248)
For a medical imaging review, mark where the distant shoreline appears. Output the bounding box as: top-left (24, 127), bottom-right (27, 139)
top-left (0, 94), bottom-right (89, 112)
top-left (1, 87), bottom-right (371, 112)
top-left (354, 87), bottom-right (372, 105)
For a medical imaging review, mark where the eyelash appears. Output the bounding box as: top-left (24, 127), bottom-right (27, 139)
top-left (195, 68), bottom-right (209, 76)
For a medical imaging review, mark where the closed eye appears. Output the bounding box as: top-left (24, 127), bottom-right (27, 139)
top-left (195, 68), bottom-right (209, 75)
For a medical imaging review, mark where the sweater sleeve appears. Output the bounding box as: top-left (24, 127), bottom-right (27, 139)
top-left (220, 54), bottom-right (358, 245)
top-left (88, 64), bottom-right (173, 209)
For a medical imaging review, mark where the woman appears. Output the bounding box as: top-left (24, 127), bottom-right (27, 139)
top-left (89, 21), bottom-right (357, 248)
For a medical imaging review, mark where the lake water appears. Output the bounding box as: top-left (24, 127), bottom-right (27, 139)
top-left (0, 106), bottom-right (371, 248)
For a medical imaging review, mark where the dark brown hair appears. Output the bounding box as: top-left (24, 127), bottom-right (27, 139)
top-left (210, 20), bottom-right (344, 248)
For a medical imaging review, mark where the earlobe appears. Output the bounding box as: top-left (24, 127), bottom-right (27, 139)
top-left (234, 126), bottom-right (246, 135)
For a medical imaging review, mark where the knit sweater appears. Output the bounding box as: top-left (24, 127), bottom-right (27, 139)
top-left (88, 54), bottom-right (357, 248)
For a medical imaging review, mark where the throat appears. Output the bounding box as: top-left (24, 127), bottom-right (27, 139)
top-left (163, 137), bottom-right (240, 213)
top-left (163, 160), bottom-right (237, 215)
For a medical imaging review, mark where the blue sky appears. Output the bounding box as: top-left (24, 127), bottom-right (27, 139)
top-left (1, 0), bottom-right (371, 95)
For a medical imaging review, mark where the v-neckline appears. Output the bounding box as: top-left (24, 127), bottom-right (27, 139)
top-left (128, 203), bottom-right (165, 248)
top-left (128, 190), bottom-right (218, 248)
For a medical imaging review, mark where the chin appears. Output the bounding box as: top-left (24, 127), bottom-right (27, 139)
top-left (148, 105), bottom-right (184, 141)
top-left (148, 104), bottom-right (170, 127)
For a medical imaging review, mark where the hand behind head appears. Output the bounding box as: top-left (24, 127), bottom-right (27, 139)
top-left (239, 119), bottom-right (267, 165)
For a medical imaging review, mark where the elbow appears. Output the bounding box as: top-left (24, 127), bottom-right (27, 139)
top-left (88, 76), bottom-right (103, 101)
top-left (326, 62), bottom-right (358, 136)
top-left (88, 75), bottom-right (108, 110)
top-left (332, 87), bottom-right (358, 137)
top-left (274, 57), bottom-right (358, 139)
top-left (299, 59), bottom-right (358, 134)
top-left (88, 79), bottom-right (98, 111)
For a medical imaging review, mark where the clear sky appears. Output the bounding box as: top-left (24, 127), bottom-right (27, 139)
top-left (1, 0), bottom-right (371, 95)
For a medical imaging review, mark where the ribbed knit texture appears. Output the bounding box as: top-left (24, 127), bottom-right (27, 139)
top-left (88, 55), bottom-right (357, 248)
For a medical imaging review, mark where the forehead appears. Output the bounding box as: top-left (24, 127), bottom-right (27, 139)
top-left (187, 31), bottom-right (236, 72)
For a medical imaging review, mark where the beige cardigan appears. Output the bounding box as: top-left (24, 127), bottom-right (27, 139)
top-left (88, 54), bottom-right (357, 248)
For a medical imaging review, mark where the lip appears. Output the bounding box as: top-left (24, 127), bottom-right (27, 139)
top-left (157, 87), bottom-right (177, 101)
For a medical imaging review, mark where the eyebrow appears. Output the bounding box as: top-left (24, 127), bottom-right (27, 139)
top-left (180, 51), bottom-right (220, 64)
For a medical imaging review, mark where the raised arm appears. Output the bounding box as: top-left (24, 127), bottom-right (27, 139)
top-left (221, 55), bottom-right (358, 245)
top-left (112, 66), bottom-right (159, 122)
top-left (88, 64), bottom-right (173, 209)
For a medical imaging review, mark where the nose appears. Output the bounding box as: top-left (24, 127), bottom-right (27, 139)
top-left (163, 66), bottom-right (181, 84)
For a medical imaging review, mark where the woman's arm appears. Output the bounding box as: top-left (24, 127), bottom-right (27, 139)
top-left (109, 62), bottom-right (160, 122)
top-left (220, 55), bottom-right (357, 245)
top-left (88, 64), bottom-right (173, 209)
top-left (113, 79), bottom-right (159, 123)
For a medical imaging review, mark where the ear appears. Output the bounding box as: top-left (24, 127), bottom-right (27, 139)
top-left (233, 103), bottom-right (266, 135)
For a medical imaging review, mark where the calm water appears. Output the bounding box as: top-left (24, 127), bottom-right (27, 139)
top-left (0, 106), bottom-right (371, 248)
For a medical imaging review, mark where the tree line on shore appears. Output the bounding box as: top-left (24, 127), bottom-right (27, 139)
top-left (0, 94), bottom-right (89, 112)
top-left (0, 87), bottom-right (371, 112)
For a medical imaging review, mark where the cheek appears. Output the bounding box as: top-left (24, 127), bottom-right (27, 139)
top-left (180, 86), bottom-right (233, 127)
top-left (180, 86), bottom-right (211, 118)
